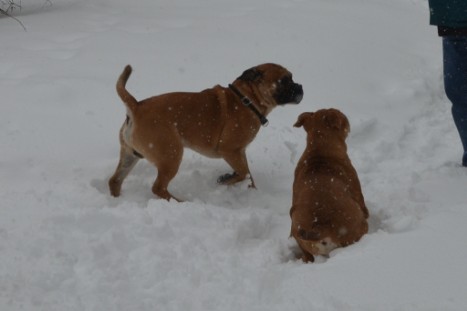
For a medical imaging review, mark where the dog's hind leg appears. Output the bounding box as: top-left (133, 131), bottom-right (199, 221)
top-left (147, 136), bottom-right (184, 202)
top-left (109, 145), bottom-right (140, 197)
top-left (151, 165), bottom-right (182, 202)
top-left (219, 149), bottom-right (256, 188)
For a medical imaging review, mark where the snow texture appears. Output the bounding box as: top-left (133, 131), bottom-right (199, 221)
top-left (1, 0), bottom-right (467, 310)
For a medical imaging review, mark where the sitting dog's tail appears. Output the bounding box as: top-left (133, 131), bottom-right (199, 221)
top-left (116, 65), bottom-right (138, 112)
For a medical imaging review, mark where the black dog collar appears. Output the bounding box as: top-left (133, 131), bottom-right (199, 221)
top-left (228, 84), bottom-right (269, 126)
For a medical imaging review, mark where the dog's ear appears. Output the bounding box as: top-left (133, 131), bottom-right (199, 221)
top-left (324, 109), bottom-right (349, 133)
top-left (238, 68), bottom-right (263, 82)
top-left (294, 112), bottom-right (314, 128)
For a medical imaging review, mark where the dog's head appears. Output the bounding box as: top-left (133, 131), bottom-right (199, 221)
top-left (294, 108), bottom-right (350, 137)
top-left (235, 63), bottom-right (303, 112)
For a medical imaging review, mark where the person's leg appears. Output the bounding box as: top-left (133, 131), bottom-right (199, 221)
top-left (443, 36), bottom-right (467, 166)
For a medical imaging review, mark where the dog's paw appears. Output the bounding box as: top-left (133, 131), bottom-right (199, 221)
top-left (300, 253), bottom-right (315, 263)
top-left (217, 172), bottom-right (239, 184)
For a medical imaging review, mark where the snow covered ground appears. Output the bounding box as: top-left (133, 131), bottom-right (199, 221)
top-left (1, 0), bottom-right (467, 310)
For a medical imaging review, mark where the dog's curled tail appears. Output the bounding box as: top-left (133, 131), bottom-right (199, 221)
top-left (117, 65), bottom-right (138, 112)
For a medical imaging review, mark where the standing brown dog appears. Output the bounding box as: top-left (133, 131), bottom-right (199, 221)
top-left (290, 109), bottom-right (368, 262)
top-left (109, 63), bottom-right (303, 201)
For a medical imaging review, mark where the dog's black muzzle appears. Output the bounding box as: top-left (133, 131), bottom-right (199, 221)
top-left (292, 84), bottom-right (304, 104)
top-left (275, 83), bottom-right (304, 105)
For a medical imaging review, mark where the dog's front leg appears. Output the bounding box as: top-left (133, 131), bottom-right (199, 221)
top-left (218, 149), bottom-right (256, 188)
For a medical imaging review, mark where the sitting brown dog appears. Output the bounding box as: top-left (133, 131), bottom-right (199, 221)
top-left (290, 109), bottom-right (368, 262)
top-left (109, 63), bottom-right (303, 201)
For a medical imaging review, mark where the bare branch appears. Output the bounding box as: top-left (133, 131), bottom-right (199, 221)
top-left (0, 7), bottom-right (27, 31)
